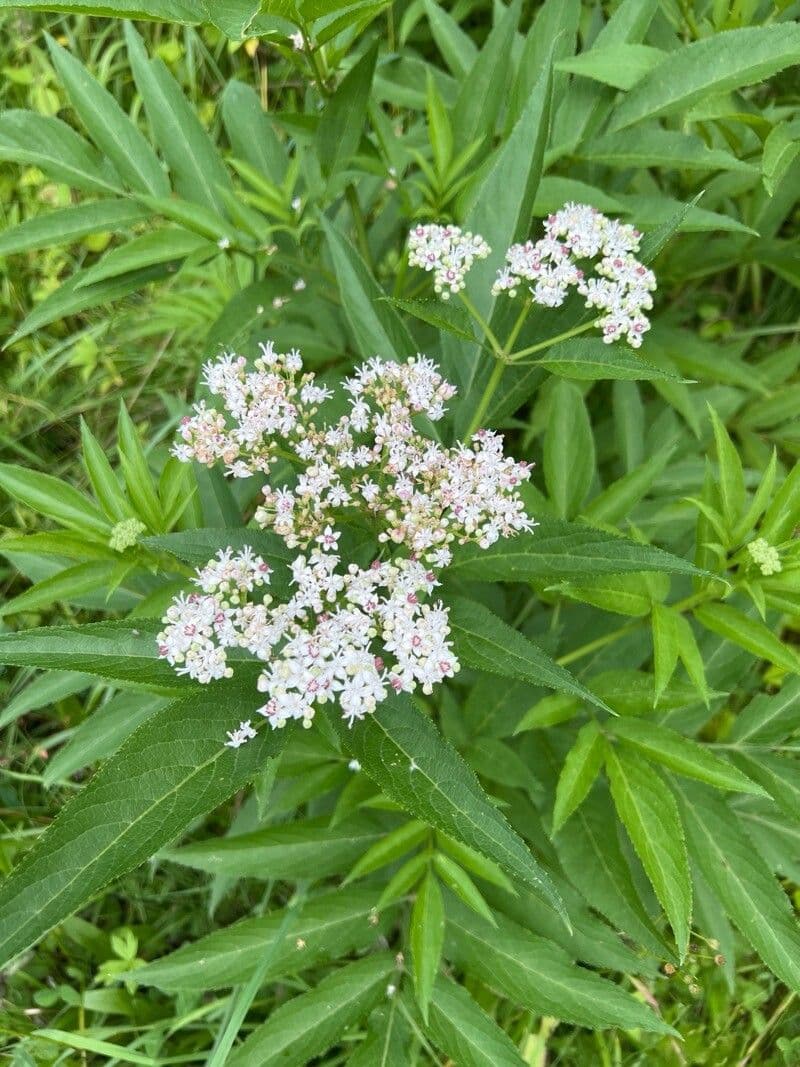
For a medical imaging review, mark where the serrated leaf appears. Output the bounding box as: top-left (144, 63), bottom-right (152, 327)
top-left (447, 520), bottom-right (705, 582)
top-left (411, 871), bottom-right (444, 1021)
top-left (675, 780), bottom-right (800, 993)
top-left (556, 43), bottom-right (663, 90)
top-left (651, 602), bottom-right (679, 704)
top-left (0, 462), bottom-right (110, 536)
top-left (0, 619), bottom-right (185, 691)
top-left (446, 595), bottom-right (609, 712)
top-left (132, 888), bottom-right (388, 991)
top-left (163, 814), bottom-right (387, 879)
top-left (555, 788), bottom-right (671, 958)
top-left (605, 746), bottom-right (691, 956)
top-left (536, 338), bottom-right (685, 381)
top-left (611, 718), bottom-right (765, 795)
top-left (552, 721), bottom-right (606, 833)
top-left (221, 80), bottom-right (286, 184)
top-left (446, 898), bottom-right (675, 1033)
top-left (228, 953), bottom-right (396, 1067)
top-left (426, 976), bottom-right (526, 1067)
top-left (0, 560), bottom-right (122, 619)
top-left (331, 693), bottom-right (566, 915)
top-left (385, 297), bottom-right (476, 341)
top-left (610, 25), bottom-right (800, 130)
top-left (581, 127), bottom-right (755, 173)
top-left (0, 693), bottom-right (285, 967)
top-left (695, 602), bottom-right (800, 675)
top-left (728, 678), bottom-right (800, 745)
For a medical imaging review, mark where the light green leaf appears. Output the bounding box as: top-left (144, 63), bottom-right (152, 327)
top-left (5, 262), bottom-right (170, 347)
top-left (708, 405), bottom-right (745, 530)
top-left (221, 80), bottom-right (286, 184)
top-left (76, 228), bottom-right (214, 289)
top-left (423, 0), bottom-right (477, 79)
top-left (426, 976), bottom-right (526, 1067)
top-left (208, 0), bottom-right (260, 36)
top-left (581, 127), bottom-right (755, 173)
top-left (43, 692), bottom-right (166, 785)
top-left (0, 0), bottom-right (206, 19)
top-left (316, 42), bottom-right (377, 179)
top-left (163, 814), bottom-right (387, 880)
top-left (0, 693), bottom-right (285, 967)
top-left (411, 871), bottom-right (445, 1021)
top-left (331, 693), bottom-right (566, 914)
top-left (695, 602), bottom-right (800, 675)
top-left (763, 120), bottom-right (800, 196)
top-left (124, 22), bottom-right (232, 213)
top-left (346, 820), bottom-right (428, 882)
top-left (0, 201), bottom-right (149, 257)
top-left (0, 462), bottom-right (109, 536)
top-left (0, 670), bottom-right (92, 731)
top-left (0, 109), bottom-right (121, 194)
top-left (0, 560), bottom-right (122, 619)
top-left (446, 595), bottom-right (610, 712)
top-left (675, 780), bottom-right (800, 993)
top-left (730, 752), bottom-right (800, 824)
top-left (117, 403), bottom-right (163, 531)
top-left (45, 35), bottom-right (169, 197)
top-left (321, 216), bottom-right (415, 360)
top-left (611, 718), bottom-right (765, 795)
top-left (556, 43), bottom-right (663, 91)
top-left (452, 0), bottom-right (520, 151)
top-left (552, 721), bottom-right (606, 833)
top-left (728, 678), bottom-right (800, 746)
top-left (544, 381), bottom-right (595, 519)
top-left (610, 25), bottom-right (800, 130)
top-left (651, 601), bottom-right (679, 704)
top-left (605, 746), bottom-right (691, 956)
top-left (446, 898), bottom-right (675, 1033)
top-left (447, 520), bottom-right (705, 582)
top-left (227, 954), bottom-right (396, 1067)
top-left (555, 788), bottom-right (670, 958)
top-left (132, 888), bottom-right (389, 991)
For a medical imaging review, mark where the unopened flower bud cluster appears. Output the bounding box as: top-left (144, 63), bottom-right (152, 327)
top-left (747, 537), bottom-right (782, 576)
top-left (161, 344), bottom-right (534, 743)
top-left (410, 203), bottom-right (656, 348)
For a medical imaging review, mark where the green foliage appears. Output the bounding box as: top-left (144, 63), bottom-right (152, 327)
top-left (1, 2), bottom-right (800, 1064)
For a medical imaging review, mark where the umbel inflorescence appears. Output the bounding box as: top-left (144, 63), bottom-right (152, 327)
top-left (159, 343), bottom-right (534, 743)
top-left (410, 203), bottom-right (657, 348)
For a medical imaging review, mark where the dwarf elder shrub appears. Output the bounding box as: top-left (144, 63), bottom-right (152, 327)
top-left (0, 1), bottom-right (800, 1062)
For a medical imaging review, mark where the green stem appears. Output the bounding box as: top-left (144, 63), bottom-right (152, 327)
top-left (458, 292), bottom-right (504, 358)
top-left (463, 357), bottom-right (505, 440)
top-left (508, 318), bottom-right (597, 363)
top-left (345, 184), bottom-right (373, 271)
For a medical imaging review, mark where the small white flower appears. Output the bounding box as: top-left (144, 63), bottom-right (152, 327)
top-left (289, 30), bottom-right (306, 51)
top-left (348, 758), bottom-right (361, 772)
top-left (407, 223), bottom-right (490, 299)
top-left (217, 236), bottom-right (231, 251)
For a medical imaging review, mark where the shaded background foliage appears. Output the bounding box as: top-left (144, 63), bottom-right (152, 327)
top-left (0, 0), bottom-right (800, 1063)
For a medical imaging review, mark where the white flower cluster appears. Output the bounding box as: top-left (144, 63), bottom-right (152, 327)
top-left (492, 203), bottom-right (656, 348)
top-left (159, 541), bottom-right (458, 737)
top-left (407, 224), bottom-right (490, 298)
top-left (161, 345), bottom-right (535, 743)
top-left (747, 537), bottom-right (782, 576)
top-left (157, 547), bottom-right (272, 684)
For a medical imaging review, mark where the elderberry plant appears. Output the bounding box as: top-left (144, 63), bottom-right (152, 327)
top-left (1, 5), bottom-right (800, 1064)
